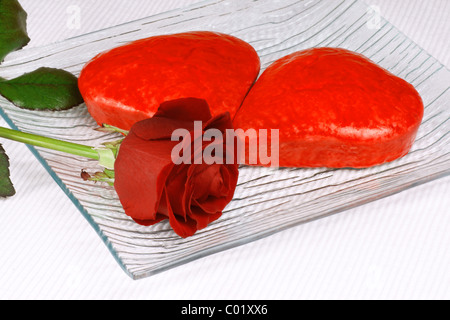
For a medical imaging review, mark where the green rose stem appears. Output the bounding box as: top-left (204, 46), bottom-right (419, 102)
top-left (0, 126), bottom-right (116, 169)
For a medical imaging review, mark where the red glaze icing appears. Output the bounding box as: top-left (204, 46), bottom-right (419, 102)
top-left (78, 31), bottom-right (260, 131)
top-left (233, 47), bottom-right (424, 168)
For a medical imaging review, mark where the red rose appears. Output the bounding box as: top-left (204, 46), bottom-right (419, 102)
top-left (114, 98), bottom-right (239, 238)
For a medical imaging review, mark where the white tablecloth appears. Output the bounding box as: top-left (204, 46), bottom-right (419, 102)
top-left (0, 0), bottom-right (449, 300)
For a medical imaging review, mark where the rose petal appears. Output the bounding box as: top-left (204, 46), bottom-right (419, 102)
top-left (188, 205), bottom-right (222, 230)
top-left (219, 165), bottom-right (231, 194)
top-left (165, 165), bottom-right (190, 221)
top-left (190, 165), bottom-right (238, 214)
top-left (132, 214), bottom-right (167, 227)
top-left (114, 132), bottom-right (176, 221)
top-left (155, 98), bottom-right (212, 122)
top-left (164, 187), bottom-right (199, 238)
top-left (133, 98), bottom-right (213, 140)
top-left (132, 117), bottom-right (195, 141)
top-left (203, 111), bottom-right (232, 132)
top-left (190, 164), bottom-right (222, 199)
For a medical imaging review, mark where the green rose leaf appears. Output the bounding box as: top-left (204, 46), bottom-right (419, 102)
top-left (0, 0), bottom-right (30, 63)
top-left (0, 67), bottom-right (84, 110)
top-left (0, 144), bottom-right (15, 198)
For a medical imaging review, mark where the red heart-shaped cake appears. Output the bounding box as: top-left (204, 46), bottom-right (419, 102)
top-left (233, 47), bottom-right (424, 168)
top-left (79, 31), bottom-right (260, 130)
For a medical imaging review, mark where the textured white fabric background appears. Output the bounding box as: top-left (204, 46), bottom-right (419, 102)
top-left (0, 0), bottom-right (449, 300)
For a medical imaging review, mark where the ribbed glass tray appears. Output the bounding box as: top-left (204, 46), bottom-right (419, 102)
top-left (0, 0), bottom-right (449, 279)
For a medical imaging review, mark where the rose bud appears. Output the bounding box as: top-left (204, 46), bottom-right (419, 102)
top-left (114, 98), bottom-right (239, 238)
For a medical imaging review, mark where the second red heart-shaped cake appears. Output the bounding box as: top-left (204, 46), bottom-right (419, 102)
top-left (79, 31), bottom-right (260, 131)
top-left (233, 47), bottom-right (424, 168)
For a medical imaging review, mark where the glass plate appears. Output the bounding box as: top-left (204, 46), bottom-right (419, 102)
top-left (0, 0), bottom-right (449, 280)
